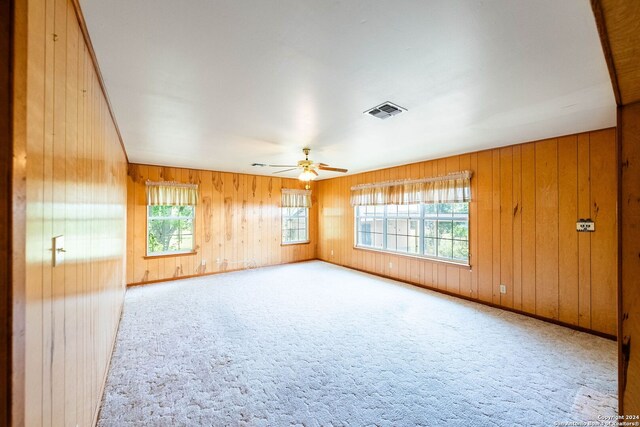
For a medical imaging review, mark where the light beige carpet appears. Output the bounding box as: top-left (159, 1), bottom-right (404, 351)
top-left (98, 261), bottom-right (617, 426)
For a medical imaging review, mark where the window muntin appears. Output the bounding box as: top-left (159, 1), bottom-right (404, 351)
top-left (355, 203), bottom-right (469, 263)
top-left (147, 205), bottom-right (195, 255)
top-left (282, 207), bottom-right (309, 244)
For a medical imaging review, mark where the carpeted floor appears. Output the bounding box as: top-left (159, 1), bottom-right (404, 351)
top-left (98, 261), bottom-right (616, 426)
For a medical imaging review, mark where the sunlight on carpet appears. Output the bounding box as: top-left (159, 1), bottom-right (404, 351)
top-left (98, 261), bottom-right (616, 426)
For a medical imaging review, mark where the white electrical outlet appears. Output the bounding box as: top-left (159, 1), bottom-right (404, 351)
top-left (331, 250), bottom-right (334, 256)
top-left (500, 284), bottom-right (507, 294)
top-left (201, 260), bottom-right (206, 266)
top-left (389, 262), bottom-right (393, 269)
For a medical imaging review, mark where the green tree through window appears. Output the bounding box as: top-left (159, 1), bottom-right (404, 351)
top-left (147, 205), bottom-right (195, 255)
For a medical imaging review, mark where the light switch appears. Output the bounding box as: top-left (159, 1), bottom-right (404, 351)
top-left (53, 235), bottom-right (65, 266)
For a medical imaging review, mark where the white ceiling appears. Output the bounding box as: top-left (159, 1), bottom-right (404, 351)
top-left (80, 0), bottom-right (615, 179)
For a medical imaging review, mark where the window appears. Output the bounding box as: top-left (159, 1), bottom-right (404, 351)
top-left (282, 207), bottom-right (309, 244)
top-left (147, 205), bottom-right (195, 255)
top-left (355, 202), bottom-right (469, 263)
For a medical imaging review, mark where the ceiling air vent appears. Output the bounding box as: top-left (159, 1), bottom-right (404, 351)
top-left (365, 102), bottom-right (406, 119)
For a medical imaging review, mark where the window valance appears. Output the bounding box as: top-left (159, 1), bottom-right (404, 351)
top-left (146, 181), bottom-right (199, 206)
top-left (281, 188), bottom-right (312, 208)
top-left (350, 171), bottom-right (472, 206)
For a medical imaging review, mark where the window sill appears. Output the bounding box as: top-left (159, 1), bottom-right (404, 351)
top-left (353, 246), bottom-right (471, 269)
top-left (281, 241), bottom-right (311, 246)
top-left (144, 250), bottom-right (197, 260)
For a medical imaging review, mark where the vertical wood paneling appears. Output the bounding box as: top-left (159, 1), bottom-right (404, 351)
top-left (477, 151), bottom-right (493, 302)
top-left (521, 143), bottom-right (537, 314)
top-left (589, 129), bottom-right (618, 336)
top-left (535, 139), bottom-right (559, 320)
top-left (492, 150), bottom-right (502, 304)
top-left (500, 147), bottom-right (513, 308)
top-left (576, 133), bottom-right (592, 328)
top-left (558, 135), bottom-right (579, 325)
top-left (512, 146), bottom-right (522, 310)
top-left (316, 129), bottom-right (617, 335)
top-left (21, 0), bottom-right (128, 425)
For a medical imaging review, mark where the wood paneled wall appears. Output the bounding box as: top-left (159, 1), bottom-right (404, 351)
top-left (127, 164), bottom-right (318, 285)
top-left (18, 0), bottom-right (128, 425)
top-left (317, 129), bottom-right (617, 336)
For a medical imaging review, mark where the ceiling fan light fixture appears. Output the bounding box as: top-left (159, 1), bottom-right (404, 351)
top-left (298, 169), bottom-right (316, 182)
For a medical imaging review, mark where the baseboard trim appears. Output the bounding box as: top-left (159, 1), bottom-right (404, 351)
top-left (127, 258), bottom-right (318, 287)
top-left (322, 259), bottom-right (617, 341)
top-left (92, 287), bottom-right (126, 427)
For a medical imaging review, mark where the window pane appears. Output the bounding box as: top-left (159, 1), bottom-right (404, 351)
top-left (360, 231), bottom-right (372, 246)
top-left (374, 219), bottom-right (384, 233)
top-left (397, 218), bottom-right (408, 235)
top-left (424, 238), bottom-right (437, 256)
top-left (408, 219), bottom-right (419, 236)
top-left (387, 234), bottom-right (397, 250)
top-left (407, 236), bottom-right (419, 254)
top-left (408, 204), bottom-right (420, 215)
top-left (438, 203), bottom-right (453, 215)
top-left (387, 205), bottom-right (398, 216)
top-left (453, 240), bottom-right (469, 260)
top-left (387, 219), bottom-right (397, 234)
top-left (374, 205), bottom-right (385, 216)
top-left (397, 204), bottom-right (408, 215)
top-left (424, 204), bottom-right (437, 216)
top-left (424, 220), bottom-right (436, 237)
top-left (373, 233), bottom-right (383, 248)
top-left (438, 221), bottom-right (453, 238)
top-left (453, 203), bottom-right (469, 215)
top-left (452, 221), bottom-right (468, 239)
top-left (438, 239), bottom-right (453, 258)
top-left (397, 235), bottom-right (408, 252)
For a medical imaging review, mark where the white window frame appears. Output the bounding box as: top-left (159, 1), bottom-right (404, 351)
top-left (282, 207), bottom-right (309, 245)
top-left (354, 203), bottom-right (469, 265)
top-left (146, 205), bottom-right (196, 256)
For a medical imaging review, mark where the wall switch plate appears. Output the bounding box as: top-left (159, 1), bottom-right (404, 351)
top-left (500, 284), bottom-right (507, 294)
top-left (201, 260), bottom-right (206, 266)
top-left (576, 219), bottom-right (595, 232)
top-left (389, 262), bottom-right (393, 269)
top-left (331, 250), bottom-right (334, 256)
top-left (53, 235), bottom-right (65, 266)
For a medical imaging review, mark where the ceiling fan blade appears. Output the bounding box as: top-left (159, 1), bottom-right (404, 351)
top-left (267, 164), bottom-right (298, 168)
top-left (310, 169), bottom-right (318, 176)
top-left (318, 165), bottom-right (348, 173)
top-left (273, 168), bottom-right (299, 174)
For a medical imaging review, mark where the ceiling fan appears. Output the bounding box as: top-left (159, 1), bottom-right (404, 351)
top-left (252, 148), bottom-right (348, 187)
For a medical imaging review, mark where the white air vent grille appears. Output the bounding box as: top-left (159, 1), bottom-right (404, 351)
top-left (365, 102), bottom-right (406, 119)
